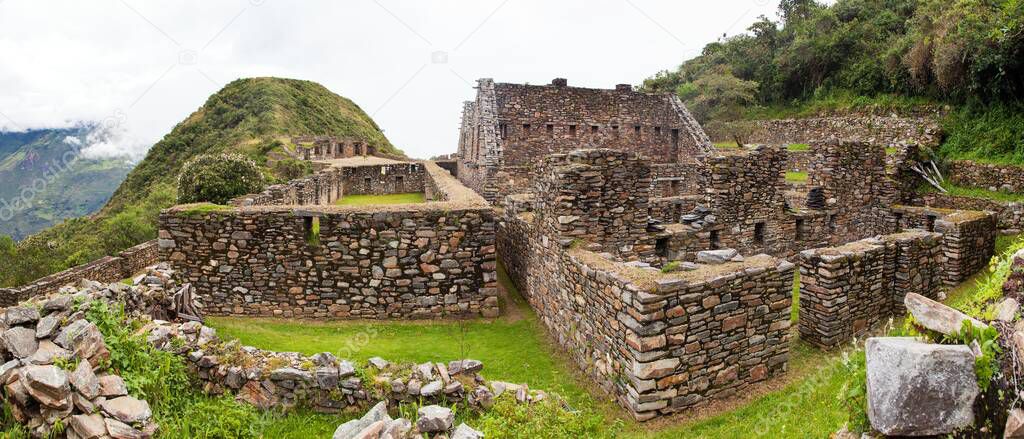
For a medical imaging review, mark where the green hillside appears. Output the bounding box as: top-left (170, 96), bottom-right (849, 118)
top-left (0, 77), bottom-right (399, 287)
top-left (643, 0), bottom-right (1024, 163)
top-left (0, 128), bottom-right (133, 240)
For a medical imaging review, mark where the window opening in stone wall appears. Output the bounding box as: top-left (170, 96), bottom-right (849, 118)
top-left (754, 222), bottom-right (765, 245)
top-left (670, 180), bottom-right (679, 194)
top-left (546, 124), bottom-right (554, 135)
top-left (522, 124), bottom-right (531, 139)
top-left (795, 218), bottom-right (805, 240)
top-left (926, 215), bottom-right (937, 232)
top-left (655, 237), bottom-right (669, 257)
top-left (634, 125), bottom-right (641, 137)
top-left (655, 126), bottom-right (662, 136)
top-left (499, 123), bottom-right (508, 139)
top-left (710, 230), bottom-right (720, 250)
top-left (671, 128), bottom-right (680, 160)
top-left (894, 212), bottom-right (903, 227)
top-left (364, 177), bottom-right (372, 187)
top-left (828, 214), bottom-right (837, 232)
top-left (305, 217), bottom-right (320, 246)
top-left (569, 125), bottom-right (577, 136)
top-left (396, 175), bottom-right (404, 188)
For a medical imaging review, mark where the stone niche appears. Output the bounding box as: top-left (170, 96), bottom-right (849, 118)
top-left (160, 162), bottom-right (498, 320)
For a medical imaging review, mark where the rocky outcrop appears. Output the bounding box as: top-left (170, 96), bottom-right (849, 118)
top-left (865, 337), bottom-right (979, 436)
top-left (333, 402), bottom-right (481, 439)
top-left (905, 292), bottom-right (987, 335)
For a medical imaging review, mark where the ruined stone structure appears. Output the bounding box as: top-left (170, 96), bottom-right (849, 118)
top-left (892, 205), bottom-right (998, 285)
top-left (457, 78), bottom-right (714, 203)
top-left (497, 149), bottom-right (793, 420)
top-left (0, 241), bottom-right (159, 307)
top-left (918, 192), bottom-right (1024, 231)
top-left (291, 136), bottom-right (377, 161)
top-left (799, 231), bottom-right (944, 348)
top-left (160, 161), bottom-right (498, 319)
top-left (705, 114), bottom-right (943, 147)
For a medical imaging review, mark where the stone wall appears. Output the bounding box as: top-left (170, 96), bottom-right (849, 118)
top-left (161, 163), bottom-right (498, 320)
top-left (786, 150), bottom-right (812, 171)
top-left (650, 163), bottom-right (706, 197)
top-left (917, 193), bottom-right (1024, 231)
top-left (706, 115), bottom-right (942, 147)
top-left (457, 78), bottom-right (714, 203)
top-left (807, 140), bottom-right (899, 242)
top-left (0, 240), bottom-right (159, 306)
top-left (893, 206), bottom-right (998, 285)
top-left (291, 135), bottom-right (376, 160)
top-left (798, 231), bottom-right (944, 348)
top-left (948, 161), bottom-right (1024, 193)
top-left (496, 148), bottom-right (793, 421)
top-left (533, 149), bottom-right (653, 259)
top-left (704, 146), bottom-right (790, 255)
top-left (232, 162), bottom-right (426, 207)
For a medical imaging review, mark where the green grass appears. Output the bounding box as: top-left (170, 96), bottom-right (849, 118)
top-left (334, 192), bottom-right (426, 206)
top-left (785, 171), bottom-right (808, 183)
top-left (714, 141), bottom-right (741, 149)
top-left (936, 182), bottom-right (1024, 203)
top-left (885, 147), bottom-right (898, 155)
top-left (179, 203), bottom-right (235, 217)
top-left (791, 272), bottom-right (800, 323)
top-left (786, 143), bottom-right (810, 152)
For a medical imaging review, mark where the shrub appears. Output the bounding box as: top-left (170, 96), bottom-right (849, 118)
top-left (271, 158), bottom-right (313, 182)
top-left (177, 154), bottom-right (265, 205)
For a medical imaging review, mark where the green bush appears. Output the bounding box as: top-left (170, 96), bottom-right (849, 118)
top-left (177, 154), bottom-right (265, 205)
top-left (271, 158), bottom-right (313, 182)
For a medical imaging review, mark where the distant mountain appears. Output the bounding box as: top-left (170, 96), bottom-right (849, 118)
top-left (1, 77), bottom-right (398, 287)
top-left (0, 127), bottom-right (134, 240)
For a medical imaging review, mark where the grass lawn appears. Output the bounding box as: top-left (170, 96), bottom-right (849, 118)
top-left (334, 192), bottom-right (426, 206)
top-left (209, 261), bottom-right (859, 438)
top-left (785, 171), bottom-right (808, 183)
top-left (786, 143), bottom-right (810, 152)
top-left (937, 182), bottom-right (1024, 203)
top-left (714, 141), bottom-right (741, 149)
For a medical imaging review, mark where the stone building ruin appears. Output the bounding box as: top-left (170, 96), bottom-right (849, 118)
top-left (3, 76), bottom-right (1000, 425)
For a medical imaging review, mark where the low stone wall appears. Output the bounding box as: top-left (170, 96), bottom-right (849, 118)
top-left (949, 161), bottom-right (1024, 193)
top-left (650, 162), bottom-right (706, 197)
top-left (917, 193), bottom-right (1024, 231)
top-left (648, 196), bottom-right (701, 224)
top-left (706, 114), bottom-right (942, 147)
top-left (786, 150), bottom-right (812, 171)
top-left (894, 206), bottom-right (998, 285)
top-left (0, 240), bottom-right (159, 306)
top-left (798, 231), bottom-right (944, 348)
top-left (233, 161), bottom-right (427, 207)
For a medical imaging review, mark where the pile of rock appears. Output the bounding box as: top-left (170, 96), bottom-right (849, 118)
top-left (1, 289), bottom-right (157, 438)
top-left (332, 401), bottom-right (483, 439)
top-left (679, 205), bottom-right (715, 230)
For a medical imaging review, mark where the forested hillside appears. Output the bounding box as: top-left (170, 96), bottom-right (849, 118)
top-left (643, 0), bottom-right (1024, 163)
top-left (0, 77), bottom-right (398, 287)
top-left (0, 127), bottom-right (134, 240)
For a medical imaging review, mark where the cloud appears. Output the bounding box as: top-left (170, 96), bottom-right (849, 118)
top-left (62, 136), bottom-right (82, 146)
top-left (0, 0), bottom-right (786, 159)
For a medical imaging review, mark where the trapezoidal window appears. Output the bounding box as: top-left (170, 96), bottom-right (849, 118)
top-left (591, 125), bottom-right (599, 134)
top-left (521, 124), bottom-right (531, 139)
top-left (395, 175), bottom-right (404, 188)
top-left (926, 215), bottom-right (937, 232)
top-left (655, 237), bottom-right (669, 257)
top-left (546, 124), bottom-right (554, 135)
top-left (499, 123), bottom-right (508, 139)
top-left (569, 125), bottom-right (577, 136)
top-left (364, 177), bottom-right (372, 187)
top-left (709, 230), bottom-right (720, 250)
top-left (754, 222), bottom-right (765, 245)
top-left (795, 218), bottom-right (806, 240)
top-left (654, 126), bottom-right (662, 136)
top-left (304, 216), bottom-right (320, 246)
top-left (634, 125), bottom-right (642, 137)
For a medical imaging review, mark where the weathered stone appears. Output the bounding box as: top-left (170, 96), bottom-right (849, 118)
top-left (70, 359), bottom-right (100, 400)
top-left (98, 374), bottom-right (127, 397)
top-left (367, 357), bottom-right (389, 370)
top-left (379, 418), bottom-right (412, 439)
top-left (333, 400), bottom-right (391, 439)
top-left (420, 380), bottom-right (442, 397)
top-left (3, 326), bottom-right (39, 358)
top-left (696, 249), bottom-right (739, 265)
top-left (416, 405), bottom-right (454, 433)
top-left (1006, 408), bottom-right (1024, 439)
top-left (69, 413), bottom-right (107, 439)
top-left (23, 365), bottom-right (71, 409)
top-left (5, 306), bottom-right (40, 326)
top-left (26, 340), bottom-right (70, 365)
top-left (104, 417), bottom-right (147, 439)
top-left (865, 337), bottom-right (978, 436)
top-left (451, 423), bottom-right (484, 439)
top-left (905, 293), bottom-right (987, 336)
top-left (100, 396), bottom-right (152, 424)
top-left (270, 367), bottom-right (313, 383)
top-left (35, 314), bottom-right (61, 339)
top-left (995, 298), bottom-right (1020, 322)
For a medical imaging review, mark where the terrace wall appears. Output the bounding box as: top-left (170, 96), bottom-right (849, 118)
top-left (0, 240), bottom-right (159, 306)
top-left (917, 193), bottom-right (1024, 231)
top-left (949, 161), bottom-right (1024, 193)
top-left (706, 115), bottom-right (942, 147)
top-left (798, 231), bottom-right (944, 348)
top-left (893, 206), bottom-right (998, 285)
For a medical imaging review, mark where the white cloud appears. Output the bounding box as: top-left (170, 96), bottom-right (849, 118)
top-left (0, 0), bottom-right (789, 159)
top-left (62, 136), bottom-right (82, 146)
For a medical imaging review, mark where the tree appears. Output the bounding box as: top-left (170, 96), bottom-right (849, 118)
top-left (678, 69), bottom-right (759, 123)
top-left (177, 154), bottom-right (266, 205)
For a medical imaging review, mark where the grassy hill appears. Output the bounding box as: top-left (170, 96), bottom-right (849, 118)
top-left (0, 127), bottom-right (134, 240)
top-left (0, 77), bottom-right (399, 287)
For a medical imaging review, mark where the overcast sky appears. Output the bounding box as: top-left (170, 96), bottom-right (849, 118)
top-left (0, 0), bottom-right (784, 160)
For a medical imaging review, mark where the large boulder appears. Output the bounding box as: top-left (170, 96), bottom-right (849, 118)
top-left (23, 365), bottom-right (71, 409)
top-left (696, 249), bottom-right (740, 265)
top-left (3, 326), bottom-right (39, 358)
top-left (905, 293), bottom-right (987, 335)
top-left (866, 337), bottom-right (979, 436)
top-left (100, 396), bottom-right (152, 424)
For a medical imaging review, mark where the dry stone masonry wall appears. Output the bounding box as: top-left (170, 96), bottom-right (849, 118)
top-left (948, 160), bottom-right (1024, 193)
top-left (706, 114), bottom-right (942, 147)
top-left (893, 205), bottom-right (998, 285)
top-left (798, 231), bottom-right (944, 348)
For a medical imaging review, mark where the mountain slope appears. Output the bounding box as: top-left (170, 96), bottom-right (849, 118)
top-left (105, 77), bottom-right (398, 213)
top-left (1, 77), bottom-right (398, 287)
top-left (0, 127), bottom-right (134, 240)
